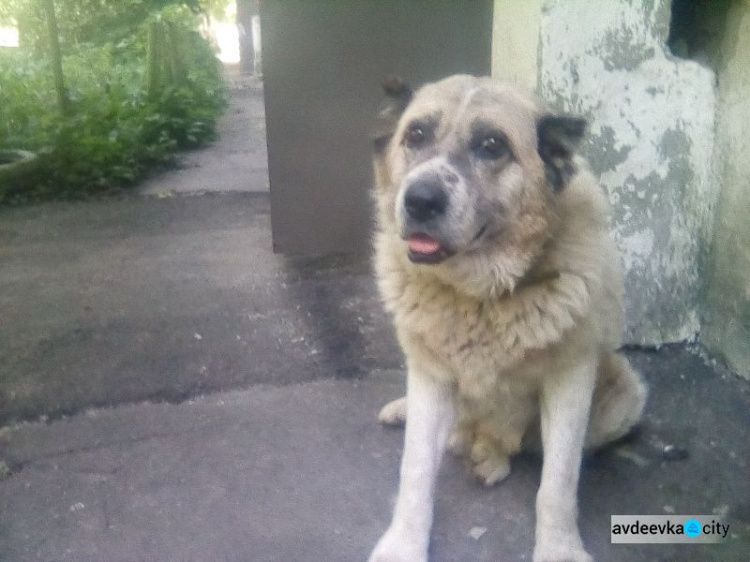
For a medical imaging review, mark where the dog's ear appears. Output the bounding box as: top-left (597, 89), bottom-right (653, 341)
top-left (537, 115), bottom-right (587, 191)
top-left (373, 76), bottom-right (413, 154)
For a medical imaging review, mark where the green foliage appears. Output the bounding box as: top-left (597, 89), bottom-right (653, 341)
top-left (0, 3), bottom-right (227, 204)
top-left (1, 1), bottom-right (212, 52)
top-left (202, 0), bottom-right (233, 21)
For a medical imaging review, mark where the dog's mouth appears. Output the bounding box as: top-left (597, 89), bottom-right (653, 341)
top-left (406, 223), bottom-right (488, 265)
top-left (407, 234), bottom-right (452, 264)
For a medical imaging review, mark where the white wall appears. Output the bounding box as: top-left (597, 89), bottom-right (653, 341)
top-left (494, 0), bottom-right (720, 346)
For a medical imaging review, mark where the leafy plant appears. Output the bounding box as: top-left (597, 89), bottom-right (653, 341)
top-left (0, 2), bottom-right (227, 204)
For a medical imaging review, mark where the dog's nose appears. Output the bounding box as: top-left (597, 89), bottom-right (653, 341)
top-left (404, 181), bottom-right (448, 222)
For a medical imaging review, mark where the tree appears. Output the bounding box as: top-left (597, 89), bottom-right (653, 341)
top-left (41, 0), bottom-right (69, 115)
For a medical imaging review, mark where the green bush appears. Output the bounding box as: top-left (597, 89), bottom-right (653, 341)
top-left (0, 5), bottom-right (227, 204)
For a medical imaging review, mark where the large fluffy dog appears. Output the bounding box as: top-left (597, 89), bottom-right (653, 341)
top-left (367, 75), bottom-right (647, 562)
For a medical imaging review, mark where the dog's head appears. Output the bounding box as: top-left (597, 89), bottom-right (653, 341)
top-left (372, 74), bottom-right (586, 295)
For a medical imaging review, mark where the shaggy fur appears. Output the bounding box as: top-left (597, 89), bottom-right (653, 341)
top-left (368, 75), bottom-right (647, 562)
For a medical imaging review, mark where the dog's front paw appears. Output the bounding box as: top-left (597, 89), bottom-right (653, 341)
top-left (533, 528), bottom-right (592, 562)
top-left (378, 397), bottom-right (407, 426)
top-left (469, 437), bottom-right (511, 486)
top-left (473, 455), bottom-right (511, 486)
top-left (368, 527), bottom-right (428, 562)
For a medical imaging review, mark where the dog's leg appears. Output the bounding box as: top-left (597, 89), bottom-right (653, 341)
top-left (585, 352), bottom-right (647, 449)
top-left (533, 361), bottom-right (595, 562)
top-left (369, 370), bottom-right (454, 562)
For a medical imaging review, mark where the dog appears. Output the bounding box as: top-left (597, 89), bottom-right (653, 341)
top-left (367, 75), bottom-right (647, 562)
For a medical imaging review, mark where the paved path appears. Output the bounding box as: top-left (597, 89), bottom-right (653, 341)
top-left (139, 72), bottom-right (269, 195)
top-left (0, 70), bottom-right (748, 561)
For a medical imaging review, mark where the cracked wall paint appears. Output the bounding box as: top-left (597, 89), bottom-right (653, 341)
top-left (539, 0), bottom-right (719, 345)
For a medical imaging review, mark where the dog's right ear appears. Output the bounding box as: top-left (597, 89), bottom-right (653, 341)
top-left (537, 114), bottom-right (586, 191)
top-left (373, 76), bottom-right (413, 154)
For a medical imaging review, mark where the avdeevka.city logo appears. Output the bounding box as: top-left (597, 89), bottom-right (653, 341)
top-left (611, 515), bottom-right (730, 544)
top-left (684, 519), bottom-right (702, 538)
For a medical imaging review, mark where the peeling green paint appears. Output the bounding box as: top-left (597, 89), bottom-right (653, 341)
top-left (600, 26), bottom-right (656, 71)
top-left (498, 0), bottom-right (746, 374)
top-left (583, 126), bottom-right (632, 178)
top-left (646, 0), bottom-right (672, 44)
top-left (540, 0), bottom-right (717, 345)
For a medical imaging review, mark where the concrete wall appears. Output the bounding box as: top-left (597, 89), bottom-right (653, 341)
top-left (703, 1), bottom-right (750, 378)
top-left (491, 0), bottom-right (541, 90)
top-left (493, 0), bottom-right (720, 346)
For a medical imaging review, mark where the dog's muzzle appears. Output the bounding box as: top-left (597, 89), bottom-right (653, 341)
top-left (401, 180), bottom-right (454, 264)
top-left (404, 180), bottom-right (448, 223)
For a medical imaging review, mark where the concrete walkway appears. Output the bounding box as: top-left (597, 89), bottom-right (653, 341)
top-left (139, 71), bottom-right (269, 195)
top-left (1, 71), bottom-right (748, 561)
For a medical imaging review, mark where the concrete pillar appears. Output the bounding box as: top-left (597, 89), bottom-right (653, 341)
top-left (703, 0), bottom-right (750, 378)
top-left (491, 0), bottom-right (541, 90)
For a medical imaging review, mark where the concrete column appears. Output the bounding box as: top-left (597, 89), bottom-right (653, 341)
top-left (703, 0), bottom-right (750, 378)
top-left (491, 0), bottom-right (542, 90)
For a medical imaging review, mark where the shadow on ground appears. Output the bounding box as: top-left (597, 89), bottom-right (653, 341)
top-left (0, 194), bottom-right (400, 424)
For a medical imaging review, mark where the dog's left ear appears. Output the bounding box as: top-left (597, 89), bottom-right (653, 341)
top-left (537, 115), bottom-right (587, 191)
top-left (373, 76), bottom-right (413, 154)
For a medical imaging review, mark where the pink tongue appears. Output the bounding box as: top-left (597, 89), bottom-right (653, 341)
top-left (408, 235), bottom-right (441, 254)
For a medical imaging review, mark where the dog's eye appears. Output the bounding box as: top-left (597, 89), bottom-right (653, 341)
top-left (474, 135), bottom-right (509, 160)
top-left (404, 125), bottom-right (427, 148)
